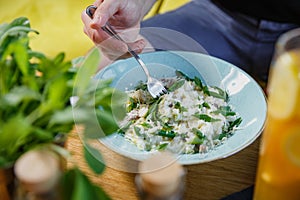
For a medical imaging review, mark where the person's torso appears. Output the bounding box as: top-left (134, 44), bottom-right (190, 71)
top-left (213, 0), bottom-right (300, 25)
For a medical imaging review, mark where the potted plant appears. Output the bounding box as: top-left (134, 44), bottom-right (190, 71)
top-left (0, 17), bottom-right (126, 199)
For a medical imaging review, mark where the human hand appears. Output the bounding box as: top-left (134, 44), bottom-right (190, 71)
top-left (81, 0), bottom-right (147, 61)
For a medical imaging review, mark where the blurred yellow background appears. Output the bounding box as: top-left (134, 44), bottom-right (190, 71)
top-left (145, 0), bottom-right (190, 19)
top-left (0, 0), bottom-right (95, 60)
top-left (0, 0), bottom-right (189, 60)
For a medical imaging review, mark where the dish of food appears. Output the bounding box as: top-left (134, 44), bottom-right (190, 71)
top-left (95, 51), bottom-right (267, 165)
top-left (119, 71), bottom-right (242, 155)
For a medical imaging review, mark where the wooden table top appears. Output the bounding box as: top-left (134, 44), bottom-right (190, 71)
top-left (66, 130), bottom-right (261, 200)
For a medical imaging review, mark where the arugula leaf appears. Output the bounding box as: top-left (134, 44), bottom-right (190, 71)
top-left (175, 70), bottom-right (205, 91)
top-left (134, 80), bottom-right (147, 91)
top-left (192, 128), bottom-right (205, 139)
top-left (228, 117), bottom-right (243, 132)
top-left (140, 122), bottom-right (152, 128)
top-left (212, 106), bottom-right (236, 116)
top-left (157, 130), bottom-right (176, 138)
top-left (199, 102), bottom-right (210, 109)
top-left (117, 121), bottom-right (133, 135)
top-left (194, 76), bottom-right (204, 90)
top-left (191, 136), bottom-right (204, 145)
top-left (127, 97), bottom-right (138, 112)
top-left (157, 143), bottom-right (168, 150)
top-left (203, 86), bottom-right (229, 102)
top-left (146, 99), bottom-right (160, 121)
top-left (161, 123), bottom-right (174, 131)
top-left (193, 114), bottom-right (221, 122)
top-left (219, 117), bottom-right (243, 140)
top-left (168, 79), bottom-right (185, 92)
top-left (134, 126), bottom-right (142, 136)
top-left (218, 133), bottom-right (228, 140)
top-left (175, 70), bottom-right (193, 81)
top-left (174, 101), bottom-right (187, 113)
top-left (190, 128), bottom-right (206, 144)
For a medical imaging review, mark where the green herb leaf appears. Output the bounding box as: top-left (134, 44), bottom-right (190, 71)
top-left (134, 126), bottom-right (142, 136)
top-left (199, 102), bottom-right (210, 109)
top-left (191, 136), bottom-right (204, 144)
top-left (157, 143), bottom-right (168, 150)
top-left (146, 100), bottom-right (159, 121)
top-left (161, 123), bottom-right (174, 132)
top-left (190, 128), bottom-right (206, 144)
top-left (192, 128), bottom-right (206, 139)
top-left (212, 106), bottom-right (236, 116)
top-left (134, 80), bottom-right (147, 91)
top-left (228, 117), bottom-right (243, 132)
top-left (168, 79), bottom-right (185, 92)
top-left (194, 76), bottom-right (204, 90)
top-left (175, 70), bottom-right (193, 81)
top-left (127, 97), bottom-right (138, 112)
top-left (140, 122), bottom-right (152, 128)
top-left (193, 114), bottom-right (221, 122)
top-left (218, 133), bottom-right (228, 140)
top-left (174, 101), bottom-right (188, 113)
top-left (203, 86), bottom-right (229, 101)
top-left (117, 121), bottom-right (133, 135)
top-left (157, 130), bottom-right (176, 138)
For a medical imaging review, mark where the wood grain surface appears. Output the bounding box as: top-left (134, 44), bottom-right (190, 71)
top-left (66, 129), bottom-right (261, 200)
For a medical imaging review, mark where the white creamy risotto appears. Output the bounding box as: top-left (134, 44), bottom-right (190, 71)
top-left (118, 72), bottom-right (242, 154)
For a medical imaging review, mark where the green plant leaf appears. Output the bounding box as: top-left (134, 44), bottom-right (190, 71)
top-left (97, 109), bottom-right (120, 135)
top-left (10, 38), bottom-right (29, 75)
top-left (49, 107), bottom-right (76, 125)
top-left (61, 168), bottom-right (111, 200)
top-left (2, 86), bottom-right (40, 106)
top-left (79, 107), bottom-right (122, 140)
top-left (0, 114), bottom-right (32, 163)
top-left (74, 48), bottom-right (101, 97)
top-left (83, 143), bottom-right (105, 175)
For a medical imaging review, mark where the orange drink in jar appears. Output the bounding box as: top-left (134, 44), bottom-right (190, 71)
top-left (254, 28), bottom-right (300, 199)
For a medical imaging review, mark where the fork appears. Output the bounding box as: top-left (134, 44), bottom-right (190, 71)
top-left (86, 5), bottom-right (167, 98)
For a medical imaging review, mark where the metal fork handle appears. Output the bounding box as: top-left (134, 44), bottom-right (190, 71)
top-left (101, 24), bottom-right (151, 78)
top-left (86, 5), bottom-right (151, 78)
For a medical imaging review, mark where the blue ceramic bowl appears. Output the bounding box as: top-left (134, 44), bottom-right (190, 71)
top-left (95, 51), bottom-right (267, 165)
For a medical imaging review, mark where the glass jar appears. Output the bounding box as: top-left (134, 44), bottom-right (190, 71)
top-left (135, 152), bottom-right (186, 200)
top-left (253, 28), bottom-right (300, 199)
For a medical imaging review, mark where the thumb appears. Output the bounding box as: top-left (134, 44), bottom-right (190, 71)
top-left (91, 1), bottom-right (121, 29)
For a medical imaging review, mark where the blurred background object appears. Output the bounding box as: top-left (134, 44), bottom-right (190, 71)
top-left (0, 0), bottom-right (94, 60)
top-left (0, 0), bottom-right (189, 60)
